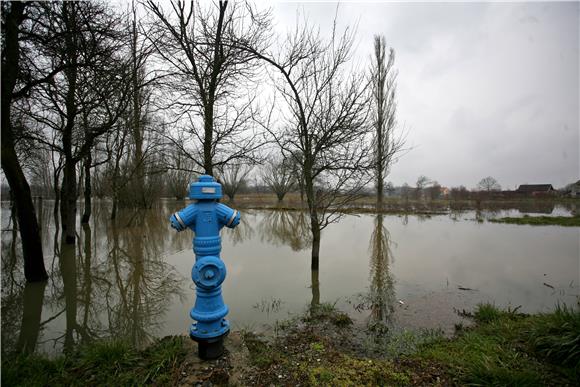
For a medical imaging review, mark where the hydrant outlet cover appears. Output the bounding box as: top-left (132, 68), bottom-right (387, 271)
top-left (192, 256), bottom-right (226, 289)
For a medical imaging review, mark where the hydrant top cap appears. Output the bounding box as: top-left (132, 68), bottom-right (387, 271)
top-left (189, 174), bottom-right (222, 200)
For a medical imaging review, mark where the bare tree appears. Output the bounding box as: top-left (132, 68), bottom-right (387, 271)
top-left (261, 156), bottom-right (296, 202)
top-left (144, 0), bottom-right (271, 176)
top-left (385, 181), bottom-right (395, 197)
top-left (450, 185), bottom-right (469, 200)
top-left (427, 180), bottom-right (442, 200)
top-left (477, 176), bottom-right (501, 192)
top-left (370, 36), bottom-right (405, 209)
top-left (244, 12), bottom-right (372, 270)
top-left (123, 0), bottom-right (162, 210)
top-left (166, 147), bottom-right (193, 199)
top-left (415, 175), bottom-right (431, 199)
top-left (217, 163), bottom-right (252, 201)
top-left (400, 183), bottom-right (411, 200)
top-left (1, 1), bottom-right (50, 282)
top-left (22, 1), bottom-right (130, 243)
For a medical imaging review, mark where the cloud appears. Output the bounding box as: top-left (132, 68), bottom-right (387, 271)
top-left (272, 1), bottom-right (579, 188)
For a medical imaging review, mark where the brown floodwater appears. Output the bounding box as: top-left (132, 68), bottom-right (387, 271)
top-left (1, 200), bottom-right (578, 356)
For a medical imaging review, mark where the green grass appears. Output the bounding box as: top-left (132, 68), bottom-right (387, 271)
top-left (416, 303), bottom-right (580, 385)
top-left (526, 304), bottom-right (580, 370)
top-left (472, 302), bottom-right (524, 324)
top-left (489, 215), bottom-right (580, 226)
top-left (5, 304), bottom-right (578, 386)
top-left (245, 302), bottom-right (579, 385)
top-left (1, 336), bottom-right (187, 387)
top-left (305, 356), bottom-right (411, 386)
top-left (242, 331), bottom-right (283, 368)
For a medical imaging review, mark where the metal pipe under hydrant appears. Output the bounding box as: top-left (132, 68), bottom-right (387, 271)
top-left (169, 175), bottom-right (240, 359)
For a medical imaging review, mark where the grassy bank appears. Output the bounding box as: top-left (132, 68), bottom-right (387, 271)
top-left (3, 304), bottom-right (579, 386)
top-left (2, 336), bottom-right (187, 386)
top-left (240, 303), bottom-right (579, 386)
top-left (418, 304), bottom-right (580, 385)
top-left (489, 215), bottom-right (580, 227)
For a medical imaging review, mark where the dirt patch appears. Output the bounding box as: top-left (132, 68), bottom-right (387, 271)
top-left (175, 333), bottom-right (250, 386)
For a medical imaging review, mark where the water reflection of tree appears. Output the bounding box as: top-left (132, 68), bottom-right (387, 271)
top-left (102, 209), bottom-right (186, 348)
top-left (40, 205), bottom-right (186, 353)
top-left (228, 211), bottom-right (254, 245)
top-left (259, 210), bottom-right (311, 251)
top-left (15, 281), bottom-right (47, 353)
top-left (1, 217), bottom-right (25, 354)
top-left (366, 214), bottom-right (396, 330)
top-left (59, 241), bottom-right (84, 352)
top-left (1, 203), bottom-right (26, 354)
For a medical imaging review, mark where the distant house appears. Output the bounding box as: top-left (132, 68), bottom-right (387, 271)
top-left (516, 184), bottom-right (555, 196)
top-left (563, 180), bottom-right (580, 198)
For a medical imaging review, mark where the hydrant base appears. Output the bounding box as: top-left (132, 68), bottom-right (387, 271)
top-left (190, 331), bottom-right (229, 360)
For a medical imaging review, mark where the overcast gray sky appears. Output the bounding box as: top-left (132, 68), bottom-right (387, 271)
top-left (270, 1), bottom-right (579, 189)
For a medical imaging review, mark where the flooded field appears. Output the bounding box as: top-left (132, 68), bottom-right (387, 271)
top-left (2, 200), bottom-right (578, 356)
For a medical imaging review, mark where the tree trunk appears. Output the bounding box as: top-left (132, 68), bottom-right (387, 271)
top-left (9, 201), bottom-right (18, 274)
top-left (111, 166), bottom-right (119, 220)
top-left (202, 1), bottom-right (227, 177)
top-left (60, 1), bottom-right (79, 245)
top-left (1, 143), bottom-right (48, 281)
top-left (60, 159), bottom-right (77, 244)
top-left (1, 1), bottom-right (48, 283)
top-left (53, 167), bottom-right (61, 229)
top-left (111, 194), bottom-right (118, 220)
top-left (130, 2), bottom-right (146, 208)
top-left (80, 223), bottom-right (92, 337)
top-left (303, 155), bottom-right (321, 271)
top-left (203, 103), bottom-right (214, 176)
top-left (81, 153), bottom-right (92, 223)
top-left (375, 37), bottom-right (385, 211)
top-left (310, 223), bottom-right (320, 271)
top-left (310, 269), bottom-right (320, 307)
top-left (377, 169), bottom-right (384, 209)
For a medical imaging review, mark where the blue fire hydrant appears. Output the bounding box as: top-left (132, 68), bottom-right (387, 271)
top-left (169, 175), bottom-right (240, 359)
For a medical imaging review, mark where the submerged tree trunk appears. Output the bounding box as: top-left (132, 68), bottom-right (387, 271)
top-left (1, 2), bottom-right (48, 282)
top-left (304, 159), bottom-right (321, 271)
top-left (1, 141), bottom-right (48, 281)
top-left (60, 160), bottom-right (77, 244)
top-left (81, 153), bottom-right (92, 224)
top-left (80, 223), bottom-right (92, 340)
top-left (111, 160), bottom-right (120, 220)
top-left (310, 269), bottom-right (320, 307)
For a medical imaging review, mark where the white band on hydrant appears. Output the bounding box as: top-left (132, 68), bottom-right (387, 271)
top-left (174, 212), bottom-right (186, 229)
top-left (227, 210), bottom-right (238, 226)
